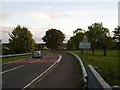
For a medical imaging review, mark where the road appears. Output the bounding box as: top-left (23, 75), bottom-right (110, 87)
top-left (2, 52), bottom-right (60, 89)
top-left (34, 53), bottom-right (81, 88)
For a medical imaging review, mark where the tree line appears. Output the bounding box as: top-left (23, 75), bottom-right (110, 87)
top-left (2, 23), bottom-right (120, 56)
top-left (67, 22), bottom-right (120, 56)
top-left (2, 25), bottom-right (65, 54)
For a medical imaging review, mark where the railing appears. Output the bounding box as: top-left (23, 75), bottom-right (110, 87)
top-left (69, 52), bottom-right (88, 88)
top-left (87, 65), bottom-right (112, 90)
top-left (69, 52), bottom-right (112, 90)
top-left (0, 53), bottom-right (32, 58)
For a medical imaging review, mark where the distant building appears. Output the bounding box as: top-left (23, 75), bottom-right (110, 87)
top-left (42, 46), bottom-right (48, 50)
top-left (36, 43), bottom-right (48, 50)
top-left (2, 43), bottom-right (9, 48)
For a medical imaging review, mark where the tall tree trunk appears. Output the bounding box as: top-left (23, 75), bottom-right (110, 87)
top-left (104, 47), bottom-right (106, 56)
top-left (92, 49), bottom-right (94, 54)
top-left (51, 48), bottom-right (54, 51)
top-left (81, 49), bottom-right (83, 55)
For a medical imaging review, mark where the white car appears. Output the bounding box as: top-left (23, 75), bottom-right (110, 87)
top-left (32, 51), bottom-right (42, 58)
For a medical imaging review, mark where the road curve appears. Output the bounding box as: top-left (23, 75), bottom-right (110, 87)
top-left (2, 52), bottom-right (60, 89)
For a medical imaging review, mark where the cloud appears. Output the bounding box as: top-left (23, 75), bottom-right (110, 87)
top-left (49, 10), bottom-right (95, 20)
top-left (0, 26), bottom-right (14, 43)
top-left (42, 6), bottom-right (52, 10)
top-left (1, 27), bottom-right (13, 33)
top-left (26, 12), bottom-right (50, 20)
top-left (26, 12), bottom-right (62, 20)
top-left (60, 10), bottom-right (94, 17)
top-left (0, 13), bottom-right (12, 20)
top-left (49, 13), bottom-right (58, 19)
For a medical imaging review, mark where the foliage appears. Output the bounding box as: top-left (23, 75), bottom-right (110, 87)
top-left (42, 28), bottom-right (65, 50)
top-left (9, 25), bottom-right (35, 54)
top-left (113, 26), bottom-right (120, 50)
top-left (73, 28), bottom-right (85, 35)
top-left (86, 22), bottom-right (113, 56)
top-left (2, 47), bottom-right (10, 55)
top-left (86, 23), bottom-right (109, 49)
top-left (113, 26), bottom-right (120, 42)
top-left (35, 43), bottom-right (41, 50)
top-left (67, 28), bottom-right (85, 49)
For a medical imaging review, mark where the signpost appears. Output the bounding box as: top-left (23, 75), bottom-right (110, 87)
top-left (79, 42), bottom-right (91, 49)
top-left (79, 36), bottom-right (91, 49)
top-left (79, 36), bottom-right (91, 55)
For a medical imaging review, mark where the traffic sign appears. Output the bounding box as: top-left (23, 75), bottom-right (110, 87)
top-left (79, 42), bottom-right (91, 49)
top-left (79, 37), bottom-right (91, 49)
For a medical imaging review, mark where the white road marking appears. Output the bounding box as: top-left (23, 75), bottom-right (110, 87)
top-left (22, 55), bottom-right (62, 90)
top-left (0, 65), bottom-right (24, 74)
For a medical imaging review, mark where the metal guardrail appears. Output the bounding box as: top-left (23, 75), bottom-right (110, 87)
top-left (69, 52), bottom-right (113, 90)
top-left (0, 53), bottom-right (32, 58)
top-left (87, 65), bottom-right (112, 90)
top-left (69, 52), bottom-right (88, 88)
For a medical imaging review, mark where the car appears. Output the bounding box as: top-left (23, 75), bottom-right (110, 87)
top-left (32, 51), bottom-right (42, 58)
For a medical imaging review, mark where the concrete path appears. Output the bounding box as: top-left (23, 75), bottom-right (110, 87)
top-left (34, 53), bottom-right (82, 88)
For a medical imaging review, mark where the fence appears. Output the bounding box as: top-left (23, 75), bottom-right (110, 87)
top-left (0, 53), bottom-right (31, 58)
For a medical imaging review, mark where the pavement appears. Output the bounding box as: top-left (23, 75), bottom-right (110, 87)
top-left (33, 53), bottom-right (82, 88)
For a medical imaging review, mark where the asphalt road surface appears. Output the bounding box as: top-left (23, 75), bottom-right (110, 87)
top-left (33, 53), bottom-right (81, 88)
top-left (2, 52), bottom-right (60, 89)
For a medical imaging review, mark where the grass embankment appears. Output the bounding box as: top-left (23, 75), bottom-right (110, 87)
top-left (2, 55), bottom-right (32, 63)
top-left (71, 50), bottom-right (119, 86)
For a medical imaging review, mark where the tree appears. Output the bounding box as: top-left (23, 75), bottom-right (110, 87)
top-left (73, 28), bottom-right (85, 35)
top-left (42, 28), bottom-right (65, 50)
top-left (86, 22), bottom-right (110, 56)
top-left (9, 25), bottom-right (35, 54)
top-left (113, 26), bottom-right (120, 41)
top-left (67, 28), bottom-right (85, 50)
top-left (35, 43), bottom-right (41, 50)
top-left (113, 26), bottom-right (120, 50)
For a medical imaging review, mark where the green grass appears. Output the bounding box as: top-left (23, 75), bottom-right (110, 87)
top-left (2, 55), bottom-right (32, 63)
top-left (70, 50), bottom-right (119, 86)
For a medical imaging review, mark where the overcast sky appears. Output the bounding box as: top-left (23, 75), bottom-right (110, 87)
top-left (0, 0), bottom-right (119, 43)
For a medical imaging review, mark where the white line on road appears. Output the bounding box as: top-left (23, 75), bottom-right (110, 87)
top-left (0, 65), bottom-right (24, 74)
top-left (22, 55), bottom-right (62, 90)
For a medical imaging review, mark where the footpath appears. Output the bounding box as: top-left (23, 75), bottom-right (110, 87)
top-left (34, 53), bottom-right (82, 88)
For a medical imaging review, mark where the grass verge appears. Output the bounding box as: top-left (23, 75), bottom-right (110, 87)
top-left (2, 55), bottom-right (32, 63)
top-left (71, 50), bottom-right (119, 86)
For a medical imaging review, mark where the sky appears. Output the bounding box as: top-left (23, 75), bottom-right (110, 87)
top-left (0, 0), bottom-right (119, 43)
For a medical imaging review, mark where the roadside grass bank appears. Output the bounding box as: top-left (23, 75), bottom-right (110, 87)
top-left (70, 50), bottom-right (119, 86)
top-left (2, 55), bottom-right (31, 63)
